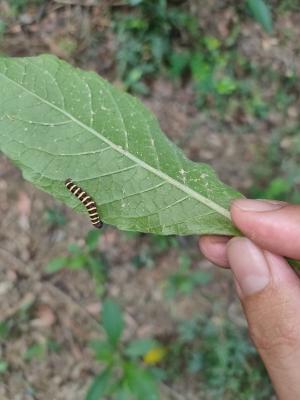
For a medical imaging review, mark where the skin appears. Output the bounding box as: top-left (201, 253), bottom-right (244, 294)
top-left (199, 199), bottom-right (300, 400)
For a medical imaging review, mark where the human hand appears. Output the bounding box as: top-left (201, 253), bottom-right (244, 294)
top-left (199, 199), bottom-right (300, 400)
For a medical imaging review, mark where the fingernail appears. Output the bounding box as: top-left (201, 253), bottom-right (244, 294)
top-left (227, 238), bottom-right (270, 296)
top-left (233, 199), bottom-right (286, 212)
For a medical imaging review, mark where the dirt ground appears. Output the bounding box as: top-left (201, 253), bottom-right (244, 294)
top-left (0, 1), bottom-right (299, 399)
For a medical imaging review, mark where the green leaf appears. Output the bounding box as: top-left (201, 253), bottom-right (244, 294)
top-left (192, 270), bottom-right (212, 285)
top-left (215, 77), bottom-right (237, 95)
top-left (45, 257), bottom-right (67, 273)
top-left (288, 258), bottom-right (300, 269)
top-left (0, 55), bottom-right (242, 236)
top-left (190, 53), bottom-right (212, 83)
top-left (0, 361), bottom-right (8, 374)
top-left (246, 0), bottom-right (273, 33)
top-left (263, 177), bottom-right (291, 199)
top-left (102, 299), bottom-right (124, 346)
top-left (67, 243), bottom-right (82, 254)
top-left (23, 343), bottom-right (46, 361)
top-left (90, 340), bottom-right (114, 362)
top-left (0, 321), bottom-right (11, 339)
top-left (115, 386), bottom-right (133, 400)
top-left (203, 36), bottom-right (221, 52)
top-left (85, 229), bottom-right (102, 251)
top-left (85, 369), bottom-right (111, 400)
top-left (169, 51), bottom-right (191, 78)
top-left (68, 255), bottom-right (87, 269)
top-left (125, 338), bottom-right (158, 358)
top-left (125, 363), bottom-right (160, 400)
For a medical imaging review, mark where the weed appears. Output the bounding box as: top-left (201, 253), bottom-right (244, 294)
top-left (8, 0), bottom-right (44, 15)
top-left (112, 0), bottom-right (299, 126)
top-left (277, 0), bottom-right (300, 12)
top-left (250, 125), bottom-right (300, 202)
top-left (23, 342), bottom-right (47, 361)
top-left (45, 229), bottom-right (107, 296)
top-left (23, 339), bottom-right (61, 362)
top-left (57, 37), bottom-right (78, 57)
top-left (0, 320), bottom-right (12, 340)
top-left (87, 298), bottom-right (163, 400)
top-left (164, 255), bottom-right (212, 299)
top-left (132, 250), bottom-right (155, 269)
top-left (0, 360), bottom-right (7, 375)
top-left (112, 0), bottom-right (196, 93)
top-left (131, 234), bottom-right (178, 269)
top-left (246, 0), bottom-right (273, 33)
top-left (0, 19), bottom-right (6, 40)
top-left (44, 207), bottom-right (66, 228)
top-left (150, 235), bottom-right (178, 253)
top-left (163, 317), bottom-right (273, 399)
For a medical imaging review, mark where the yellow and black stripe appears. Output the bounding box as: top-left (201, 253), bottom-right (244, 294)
top-left (65, 178), bottom-right (103, 229)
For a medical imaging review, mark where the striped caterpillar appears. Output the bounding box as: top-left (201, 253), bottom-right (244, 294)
top-left (65, 178), bottom-right (103, 229)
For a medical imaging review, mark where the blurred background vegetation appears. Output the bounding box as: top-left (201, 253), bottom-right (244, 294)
top-left (0, 0), bottom-right (299, 399)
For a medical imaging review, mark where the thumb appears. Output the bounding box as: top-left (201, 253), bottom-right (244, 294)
top-left (227, 237), bottom-right (300, 400)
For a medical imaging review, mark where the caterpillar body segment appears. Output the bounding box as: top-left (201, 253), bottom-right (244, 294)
top-left (65, 178), bottom-right (103, 229)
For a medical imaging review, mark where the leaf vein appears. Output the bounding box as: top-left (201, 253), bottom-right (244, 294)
top-left (100, 181), bottom-right (167, 206)
top-left (0, 63), bottom-right (231, 220)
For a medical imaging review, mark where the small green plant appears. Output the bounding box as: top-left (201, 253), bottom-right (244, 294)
top-left (44, 207), bottom-right (66, 228)
top-left (164, 255), bottom-right (212, 299)
top-left (163, 317), bottom-right (273, 399)
top-left (23, 339), bottom-right (61, 362)
top-left (112, 1), bottom-right (275, 119)
top-left (0, 360), bottom-right (7, 375)
top-left (277, 0), bottom-right (300, 11)
top-left (7, 0), bottom-right (44, 15)
top-left (87, 299), bottom-right (163, 400)
top-left (0, 19), bottom-right (6, 40)
top-left (249, 127), bottom-right (300, 203)
top-left (112, 0), bottom-right (197, 93)
top-left (149, 235), bottom-right (178, 253)
top-left (0, 313), bottom-right (37, 379)
top-left (131, 249), bottom-right (155, 269)
top-left (187, 39), bottom-right (239, 109)
top-left (45, 230), bottom-right (107, 296)
top-left (246, 0), bottom-right (273, 33)
top-left (111, 1), bottom-right (289, 123)
top-left (23, 342), bottom-right (47, 361)
top-left (0, 320), bottom-right (12, 340)
top-left (131, 235), bottom-right (178, 269)
top-left (0, 302), bottom-right (34, 342)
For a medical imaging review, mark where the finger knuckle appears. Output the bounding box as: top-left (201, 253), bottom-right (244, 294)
top-left (247, 289), bottom-right (300, 358)
top-left (249, 318), bottom-right (300, 356)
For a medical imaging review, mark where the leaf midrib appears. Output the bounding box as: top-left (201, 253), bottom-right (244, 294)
top-left (0, 67), bottom-right (231, 220)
